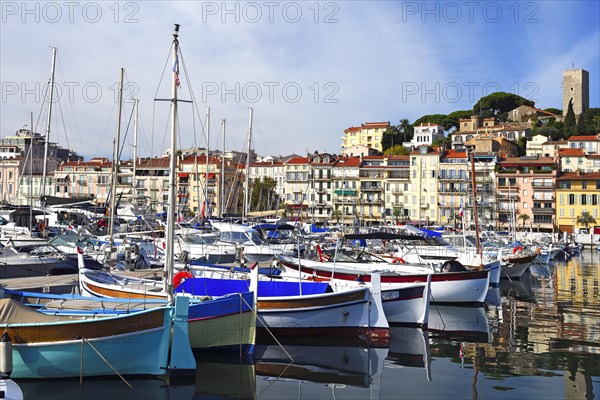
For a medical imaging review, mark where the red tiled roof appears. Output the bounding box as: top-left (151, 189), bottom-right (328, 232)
top-left (557, 171), bottom-right (600, 180)
top-left (335, 157), bottom-right (361, 167)
top-left (443, 150), bottom-right (467, 159)
top-left (567, 135), bottom-right (600, 141)
top-left (500, 157), bottom-right (556, 166)
top-left (180, 155), bottom-right (221, 165)
top-left (558, 148), bottom-right (585, 156)
top-left (362, 122), bottom-right (390, 127)
top-left (286, 157), bottom-right (309, 165)
top-left (137, 157), bottom-right (170, 168)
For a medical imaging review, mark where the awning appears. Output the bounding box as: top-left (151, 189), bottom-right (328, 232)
top-left (178, 173), bottom-right (189, 177)
top-left (247, 209), bottom-right (285, 217)
top-left (204, 173), bottom-right (215, 179)
top-left (53, 173), bottom-right (69, 179)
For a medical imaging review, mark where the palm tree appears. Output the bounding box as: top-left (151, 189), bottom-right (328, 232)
top-left (576, 211), bottom-right (596, 231)
top-left (518, 213), bottom-right (530, 230)
top-left (332, 208), bottom-right (342, 224)
top-left (399, 118), bottom-right (412, 143)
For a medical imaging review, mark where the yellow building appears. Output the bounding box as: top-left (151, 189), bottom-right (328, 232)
top-left (342, 122), bottom-right (389, 153)
top-left (556, 171), bottom-right (600, 233)
top-left (179, 155), bottom-right (242, 218)
top-left (407, 146), bottom-right (440, 225)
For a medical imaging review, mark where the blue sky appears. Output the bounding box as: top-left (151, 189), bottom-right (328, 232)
top-left (1, 1), bottom-right (598, 160)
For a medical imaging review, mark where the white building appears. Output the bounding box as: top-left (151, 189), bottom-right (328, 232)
top-left (403, 123), bottom-right (445, 149)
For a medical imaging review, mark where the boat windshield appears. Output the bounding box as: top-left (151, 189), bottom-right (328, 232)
top-left (180, 234), bottom-right (218, 245)
top-left (220, 230), bottom-right (263, 245)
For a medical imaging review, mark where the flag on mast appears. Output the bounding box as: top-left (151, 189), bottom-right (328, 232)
top-left (172, 54), bottom-right (181, 87)
top-left (458, 200), bottom-right (464, 218)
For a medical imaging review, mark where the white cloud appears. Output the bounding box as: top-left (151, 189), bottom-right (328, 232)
top-left (1, 1), bottom-right (598, 160)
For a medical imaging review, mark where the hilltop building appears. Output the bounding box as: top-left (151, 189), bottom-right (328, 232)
top-left (402, 123), bottom-right (445, 149)
top-left (562, 68), bottom-right (589, 118)
top-left (342, 122), bottom-right (389, 153)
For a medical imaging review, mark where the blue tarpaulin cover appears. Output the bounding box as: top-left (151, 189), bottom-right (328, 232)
top-left (175, 277), bottom-right (330, 297)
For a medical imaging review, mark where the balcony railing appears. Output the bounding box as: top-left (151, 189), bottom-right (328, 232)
top-left (532, 183), bottom-right (554, 189)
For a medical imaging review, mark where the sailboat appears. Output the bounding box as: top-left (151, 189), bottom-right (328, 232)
top-left (77, 24), bottom-right (257, 354)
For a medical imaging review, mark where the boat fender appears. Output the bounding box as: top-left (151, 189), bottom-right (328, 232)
top-left (391, 257), bottom-right (406, 264)
top-left (173, 268), bottom-right (194, 288)
top-left (513, 245), bottom-right (523, 254)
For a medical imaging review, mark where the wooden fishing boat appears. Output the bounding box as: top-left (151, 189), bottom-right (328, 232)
top-left (0, 296), bottom-right (193, 379)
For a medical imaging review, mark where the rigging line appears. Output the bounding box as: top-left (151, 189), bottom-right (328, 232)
top-left (92, 101), bottom-right (117, 159)
top-left (177, 47), bottom-right (207, 149)
top-left (54, 53), bottom-right (75, 154)
top-left (158, 103), bottom-right (172, 160)
top-left (117, 101), bottom-right (136, 162)
top-left (152, 45), bottom-right (174, 101)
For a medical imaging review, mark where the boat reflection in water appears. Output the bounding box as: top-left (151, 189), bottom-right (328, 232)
top-left (195, 359), bottom-right (256, 400)
top-left (428, 304), bottom-right (491, 343)
top-left (387, 327), bottom-right (431, 381)
top-left (252, 332), bottom-right (388, 399)
top-left (17, 378), bottom-right (196, 400)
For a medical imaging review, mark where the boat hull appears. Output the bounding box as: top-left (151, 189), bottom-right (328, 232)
top-left (277, 256), bottom-right (489, 304)
top-left (1, 302), bottom-right (171, 379)
top-left (79, 269), bottom-right (257, 352)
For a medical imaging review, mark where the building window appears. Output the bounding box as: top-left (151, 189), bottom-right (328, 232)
top-left (569, 194), bottom-right (575, 205)
top-left (560, 194), bottom-right (564, 205)
top-left (582, 181), bottom-right (587, 189)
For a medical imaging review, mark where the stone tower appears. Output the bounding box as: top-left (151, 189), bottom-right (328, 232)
top-left (562, 68), bottom-right (589, 118)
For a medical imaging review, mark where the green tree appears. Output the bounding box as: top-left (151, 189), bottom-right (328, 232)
top-left (517, 136), bottom-right (528, 156)
top-left (534, 126), bottom-right (561, 141)
top-left (249, 177), bottom-right (278, 212)
top-left (331, 208), bottom-right (342, 224)
top-left (431, 136), bottom-right (451, 149)
top-left (576, 211), bottom-right (596, 230)
top-left (399, 118), bottom-right (414, 143)
top-left (384, 145), bottom-right (410, 156)
top-left (575, 107), bottom-right (600, 136)
top-left (544, 108), bottom-right (562, 116)
top-left (473, 92), bottom-right (535, 121)
top-left (518, 213), bottom-right (530, 229)
top-left (381, 125), bottom-right (402, 152)
top-left (564, 98), bottom-right (576, 132)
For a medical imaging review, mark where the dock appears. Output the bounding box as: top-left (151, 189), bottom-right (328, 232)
top-left (0, 268), bottom-right (166, 295)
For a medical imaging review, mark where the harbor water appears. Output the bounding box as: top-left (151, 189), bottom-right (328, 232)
top-left (16, 250), bottom-right (599, 399)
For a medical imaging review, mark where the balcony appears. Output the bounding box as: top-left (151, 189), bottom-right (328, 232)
top-left (420, 203), bottom-right (428, 209)
top-left (360, 185), bottom-right (383, 192)
top-left (532, 206), bottom-right (554, 214)
top-left (532, 183), bottom-right (554, 190)
top-left (316, 187), bottom-right (328, 194)
top-left (497, 192), bottom-right (518, 199)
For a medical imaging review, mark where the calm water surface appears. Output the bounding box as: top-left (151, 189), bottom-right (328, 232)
top-left (17, 250), bottom-right (600, 399)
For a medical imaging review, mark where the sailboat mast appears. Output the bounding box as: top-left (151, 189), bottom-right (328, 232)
top-left (205, 106), bottom-right (210, 218)
top-left (41, 46), bottom-right (57, 200)
top-left (470, 151), bottom-right (481, 256)
top-left (164, 23), bottom-right (180, 301)
top-left (220, 119), bottom-right (225, 218)
top-left (132, 98), bottom-right (139, 192)
top-left (108, 67), bottom-right (125, 269)
top-left (244, 107), bottom-right (253, 219)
